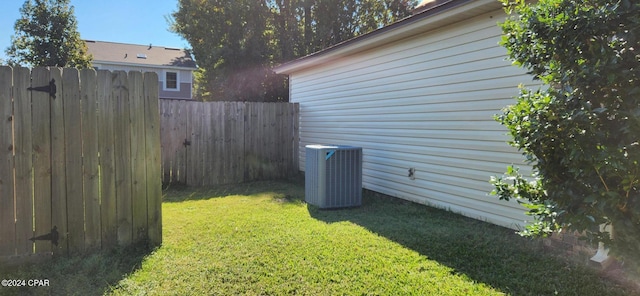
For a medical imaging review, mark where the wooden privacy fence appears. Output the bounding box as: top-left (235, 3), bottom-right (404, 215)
top-left (160, 100), bottom-right (299, 186)
top-left (0, 67), bottom-right (162, 264)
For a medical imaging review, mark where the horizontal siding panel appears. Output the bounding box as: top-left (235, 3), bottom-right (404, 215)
top-left (300, 90), bottom-right (520, 112)
top-left (364, 152), bottom-right (528, 176)
top-left (364, 155), bottom-right (524, 183)
top-left (303, 127), bottom-right (511, 142)
top-left (292, 73), bottom-right (536, 105)
top-left (304, 109), bottom-right (500, 122)
top-left (301, 120), bottom-right (505, 131)
top-left (301, 140), bottom-right (527, 165)
top-left (305, 97), bottom-right (511, 114)
top-left (294, 40), bottom-right (505, 95)
top-left (304, 97), bottom-right (513, 116)
top-left (290, 7), bottom-right (537, 229)
top-left (364, 162), bottom-right (495, 193)
top-left (293, 11), bottom-right (506, 84)
top-left (303, 132), bottom-right (515, 153)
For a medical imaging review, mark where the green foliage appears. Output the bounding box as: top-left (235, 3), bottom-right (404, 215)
top-left (170, 0), bottom-right (416, 101)
top-left (491, 0), bottom-right (640, 265)
top-left (6, 0), bottom-right (92, 68)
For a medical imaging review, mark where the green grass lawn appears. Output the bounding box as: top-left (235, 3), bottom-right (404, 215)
top-left (1, 179), bottom-right (637, 295)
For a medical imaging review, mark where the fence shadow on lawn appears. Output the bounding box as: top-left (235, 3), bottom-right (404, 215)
top-left (0, 241), bottom-right (153, 296)
top-left (307, 190), bottom-right (633, 295)
top-left (161, 175), bottom-right (306, 204)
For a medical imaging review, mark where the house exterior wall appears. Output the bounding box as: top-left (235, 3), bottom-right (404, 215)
top-left (288, 9), bottom-right (539, 229)
top-left (92, 63), bottom-right (193, 100)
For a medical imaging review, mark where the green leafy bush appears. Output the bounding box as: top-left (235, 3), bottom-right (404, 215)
top-left (491, 0), bottom-right (640, 265)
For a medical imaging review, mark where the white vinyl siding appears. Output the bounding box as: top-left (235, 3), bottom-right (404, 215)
top-left (289, 9), bottom-right (538, 229)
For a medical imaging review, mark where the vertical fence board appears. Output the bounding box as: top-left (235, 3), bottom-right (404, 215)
top-left (216, 103), bottom-right (225, 184)
top-left (176, 102), bottom-right (188, 184)
top-left (112, 71), bottom-right (132, 245)
top-left (143, 72), bottom-right (161, 246)
top-left (221, 103), bottom-right (232, 184)
top-left (195, 103), bottom-right (204, 186)
top-left (292, 103), bottom-right (300, 173)
top-left (13, 67), bottom-right (33, 256)
top-left (162, 100), bottom-right (177, 183)
top-left (129, 72), bottom-right (147, 242)
top-left (281, 104), bottom-right (290, 176)
top-left (182, 102), bottom-right (192, 185)
top-left (231, 102), bottom-right (245, 183)
top-left (97, 70), bottom-right (117, 248)
top-left (170, 103), bottom-right (186, 184)
top-left (186, 102), bottom-right (200, 186)
top-left (197, 104), bottom-right (206, 186)
top-left (243, 103), bottom-right (257, 181)
top-left (31, 67), bottom-right (53, 254)
top-left (50, 68), bottom-right (67, 255)
top-left (63, 69), bottom-right (84, 254)
top-left (81, 69), bottom-right (100, 251)
top-left (267, 104), bottom-right (277, 177)
top-left (0, 66), bottom-right (15, 256)
top-left (201, 103), bottom-right (214, 186)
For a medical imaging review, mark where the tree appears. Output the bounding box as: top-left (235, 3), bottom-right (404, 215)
top-left (171, 0), bottom-right (416, 101)
top-left (490, 0), bottom-right (640, 266)
top-left (171, 0), bottom-right (276, 101)
top-left (6, 0), bottom-right (91, 68)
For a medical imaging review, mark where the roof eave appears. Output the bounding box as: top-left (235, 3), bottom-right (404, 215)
top-left (273, 0), bottom-right (501, 74)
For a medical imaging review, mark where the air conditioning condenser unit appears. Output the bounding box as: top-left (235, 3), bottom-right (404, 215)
top-left (305, 145), bottom-right (362, 209)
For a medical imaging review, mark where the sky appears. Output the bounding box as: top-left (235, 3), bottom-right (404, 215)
top-left (0, 0), bottom-right (189, 61)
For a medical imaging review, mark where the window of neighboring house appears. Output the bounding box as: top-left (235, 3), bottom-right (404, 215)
top-left (164, 71), bottom-right (179, 91)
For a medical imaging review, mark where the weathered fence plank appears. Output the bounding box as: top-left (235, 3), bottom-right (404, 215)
top-left (0, 66), bottom-right (15, 256)
top-left (97, 70), bottom-right (117, 248)
top-left (161, 100), bottom-right (188, 184)
top-left (160, 102), bottom-right (172, 182)
top-left (130, 71), bottom-right (147, 242)
top-left (201, 103), bottom-right (213, 184)
top-left (160, 101), bottom-right (299, 186)
top-left (112, 71), bottom-right (133, 245)
top-left (81, 69), bottom-right (100, 251)
top-left (292, 103), bottom-right (300, 173)
top-left (50, 68), bottom-right (67, 255)
top-left (144, 72), bottom-right (162, 246)
top-left (31, 67), bottom-right (53, 254)
top-left (63, 68), bottom-right (84, 254)
top-left (13, 67), bottom-right (33, 256)
top-left (228, 102), bottom-right (245, 184)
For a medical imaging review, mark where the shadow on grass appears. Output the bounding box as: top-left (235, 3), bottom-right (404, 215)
top-left (0, 241), bottom-right (153, 296)
top-left (162, 177), bottom-right (305, 203)
top-left (307, 190), bottom-right (634, 295)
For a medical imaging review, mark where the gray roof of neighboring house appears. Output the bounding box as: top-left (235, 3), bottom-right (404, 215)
top-left (85, 40), bottom-right (197, 69)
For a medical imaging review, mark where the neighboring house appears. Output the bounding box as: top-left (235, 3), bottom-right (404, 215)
top-left (274, 0), bottom-right (540, 230)
top-left (85, 40), bottom-right (197, 100)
